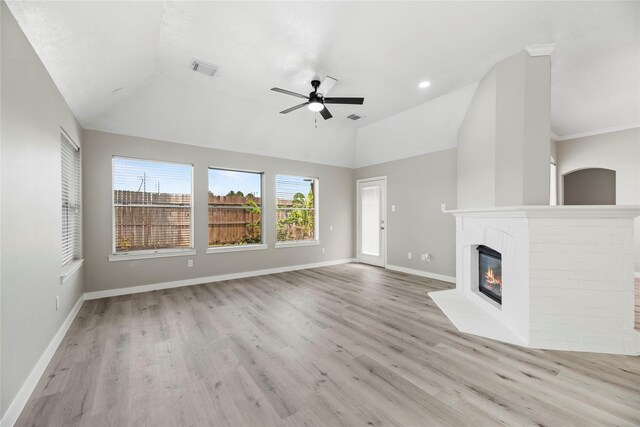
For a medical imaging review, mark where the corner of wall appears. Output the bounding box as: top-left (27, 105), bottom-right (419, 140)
top-left (1, 2), bottom-right (85, 420)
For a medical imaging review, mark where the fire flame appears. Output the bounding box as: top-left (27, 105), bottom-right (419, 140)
top-left (484, 268), bottom-right (501, 286)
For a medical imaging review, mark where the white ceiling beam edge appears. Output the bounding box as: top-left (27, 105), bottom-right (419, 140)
top-left (554, 123), bottom-right (640, 142)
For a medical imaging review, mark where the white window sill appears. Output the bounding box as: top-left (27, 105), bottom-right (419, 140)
top-left (109, 249), bottom-right (196, 262)
top-left (274, 240), bottom-right (320, 249)
top-left (60, 259), bottom-right (84, 284)
top-left (207, 243), bottom-right (268, 254)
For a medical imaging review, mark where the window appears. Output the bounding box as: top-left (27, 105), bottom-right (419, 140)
top-left (112, 157), bottom-right (193, 256)
top-left (61, 133), bottom-right (81, 269)
top-left (208, 168), bottom-right (263, 248)
top-left (550, 160), bottom-right (557, 205)
top-left (276, 175), bottom-right (318, 243)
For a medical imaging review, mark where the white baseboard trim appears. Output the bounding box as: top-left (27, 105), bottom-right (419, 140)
top-left (85, 258), bottom-right (357, 300)
top-left (386, 264), bottom-right (456, 284)
top-left (0, 295), bottom-right (85, 427)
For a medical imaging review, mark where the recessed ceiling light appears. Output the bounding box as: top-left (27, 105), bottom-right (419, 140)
top-left (419, 81), bottom-right (431, 89)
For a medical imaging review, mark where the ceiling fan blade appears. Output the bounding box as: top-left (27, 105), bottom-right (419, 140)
top-left (323, 97), bottom-right (364, 105)
top-left (271, 87), bottom-right (308, 99)
top-left (319, 106), bottom-right (333, 120)
top-left (318, 76), bottom-right (337, 96)
top-left (279, 102), bottom-right (309, 114)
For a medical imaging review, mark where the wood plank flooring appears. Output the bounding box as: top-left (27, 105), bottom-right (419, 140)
top-left (17, 264), bottom-right (640, 426)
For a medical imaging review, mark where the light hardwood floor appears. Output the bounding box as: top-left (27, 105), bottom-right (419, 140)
top-left (17, 264), bottom-right (640, 426)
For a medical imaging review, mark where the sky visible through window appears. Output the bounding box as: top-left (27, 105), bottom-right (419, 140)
top-left (113, 158), bottom-right (313, 199)
top-left (208, 169), bottom-right (261, 197)
top-left (113, 158), bottom-right (192, 195)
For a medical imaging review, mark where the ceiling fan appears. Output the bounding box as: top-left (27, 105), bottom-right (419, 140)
top-left (271, 76), bottom-right (364, 120)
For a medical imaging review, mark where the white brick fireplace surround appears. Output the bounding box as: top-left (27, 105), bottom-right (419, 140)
top-left (430, 206), bottom-right (640, 355)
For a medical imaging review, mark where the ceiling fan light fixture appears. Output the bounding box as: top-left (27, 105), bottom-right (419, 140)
top-left (308, 101), bottom-right (324, 112)
top-left (272, 77), bottom-right (363, 121)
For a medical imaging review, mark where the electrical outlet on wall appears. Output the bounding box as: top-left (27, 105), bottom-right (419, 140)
top-left (421, 253), bottom-right (432, 262)
top-left (329, 225), bottom-right (334, 231)
top-left (188, 259), bottom-right (193, 268)
top-left (407, 252), bottom-right (412, 259)
top-left (392, 205), bottom-right (396, 212)
top-left (322, 247), bottom-right (326, 254)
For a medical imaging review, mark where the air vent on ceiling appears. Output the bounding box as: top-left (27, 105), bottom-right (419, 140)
top-left (347, 114), bottom-right (363, 121)
top-left (192, 60), bottom-right (218, 77)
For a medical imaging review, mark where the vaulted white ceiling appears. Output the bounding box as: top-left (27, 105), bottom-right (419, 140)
top-left (7, 1), bottom-right (639, 167)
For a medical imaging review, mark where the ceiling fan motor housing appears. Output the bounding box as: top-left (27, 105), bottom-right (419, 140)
top-left (308, 92), bottom-right (322, 103)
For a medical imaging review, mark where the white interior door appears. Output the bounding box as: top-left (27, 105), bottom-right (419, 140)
top-left (357, 177), bottom-right (386, 267)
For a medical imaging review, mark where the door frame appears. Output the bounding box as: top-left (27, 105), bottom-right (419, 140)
top-left (356, 176), bottom-right (387, 267)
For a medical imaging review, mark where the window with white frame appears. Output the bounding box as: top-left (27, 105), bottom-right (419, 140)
top-left (61, 133), bottom-right (81, 268)
top-left (276, 175), bottom-right (318, 242)
top-left (208, 168), bottom-right (263, 247)
top-left (112, 157), bottom-right (193, 254)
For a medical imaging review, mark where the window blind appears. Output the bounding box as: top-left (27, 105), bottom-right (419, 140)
top-left (276, 175), bottom-right (318, 242)
top-left (113, 157), bottom-right (193, 253)
top-left (61, 133), bottom-right (81, 268)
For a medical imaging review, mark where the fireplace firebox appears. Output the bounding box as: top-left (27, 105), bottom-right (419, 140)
top-left (477, 245), bottom-right (502, 304)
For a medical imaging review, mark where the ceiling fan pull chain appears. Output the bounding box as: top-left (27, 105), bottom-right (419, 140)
top-left (315, 114), bottom-right (318, 129)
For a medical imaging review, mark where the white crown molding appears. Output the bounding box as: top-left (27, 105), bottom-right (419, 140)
top-left (85, 258), bottom-right (357, 300)
top-left (555, 124), bottom-right (640, 141)
top-left (525, 43), bottom-right (557, 57)
top-left (0, 295), bottom-right (85, 427)
top-left (385, 264), bottom-right (456, 284)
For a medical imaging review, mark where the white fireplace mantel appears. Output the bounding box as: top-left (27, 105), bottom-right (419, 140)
top-left (430, 205), bottom-right (640, 355)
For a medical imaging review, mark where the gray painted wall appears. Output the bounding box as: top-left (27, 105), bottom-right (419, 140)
top-left (457, 68), bottom-right (497, 208)
top-left (457, 51), bottom-right (551, 209)
top-left (495, 51), bottom-right (551, 206)
top-left (355, 149), bottom-right (457, 278)
top-left (520, 54), bottom-right (551, 206)
top-left (82, 130), bottom-right (355, 293)
top-left (1, 2), bottom-right (85, 417)
top-left (564, 168), bottom-right (616, 205)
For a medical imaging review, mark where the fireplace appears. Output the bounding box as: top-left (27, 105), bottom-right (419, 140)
top-left (477, 245), bottom-right (502, 304)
